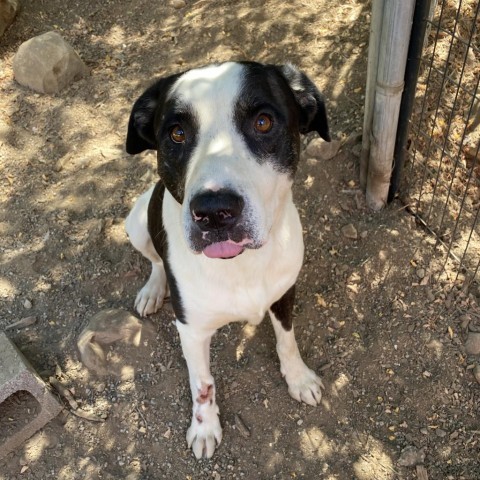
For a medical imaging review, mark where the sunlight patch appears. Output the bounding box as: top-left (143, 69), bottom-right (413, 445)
top-left (299, 427), bottom-right (333, 460)
top-left (0, 276), bottom-right (17, 299)
top-left (331, 372), bottom-right (350, 396)
top-left (236, 323), bottom-right (257, 361)
top-left (353, 439), bottom-right (395, 480)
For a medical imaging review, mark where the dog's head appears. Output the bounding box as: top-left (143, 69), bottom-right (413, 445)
top-left (126, 62), bottom-right (330, 259)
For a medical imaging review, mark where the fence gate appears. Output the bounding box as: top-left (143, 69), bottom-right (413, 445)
top-left (394, 0), bottom-right (480, 287)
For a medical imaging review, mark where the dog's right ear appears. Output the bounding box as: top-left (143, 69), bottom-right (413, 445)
top-left (126, 74), bottom-right (181, 155)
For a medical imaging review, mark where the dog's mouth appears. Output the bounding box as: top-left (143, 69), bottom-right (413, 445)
top-left (186, 215), bottom-right (263, 259)
top-left (202, 239), bottom-right (251, 259)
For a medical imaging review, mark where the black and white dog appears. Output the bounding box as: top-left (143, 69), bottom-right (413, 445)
top-left (125, 61), bottom-right (330, 459)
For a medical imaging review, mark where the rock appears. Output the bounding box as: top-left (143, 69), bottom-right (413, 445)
top-left (305, 138), bottom-right (341, 160)
top-left (351, 143), bottom-right (362, 158)
top-left (13, 31), bottom-right (88, 94)
top-left (77, 308), bottom-right (143, 375)
top-left (465, 332), bottom-right (480, 355)
top-left (95, 382), bottom-right (106, 393)
top-left (435, 428), bottom-right (447, 438)
top-left (398, 446), bottom-right (425, 467)
top-left (171, 0), bottom-right (186, 8)
top-left (473, 364), bottom-right (480, 384)
top-left (341, 223), bottom-right (358, 240)
top-left (0, 0), bottom-right (18, 37)
top-left (416, 268), bottom-right (425, 279)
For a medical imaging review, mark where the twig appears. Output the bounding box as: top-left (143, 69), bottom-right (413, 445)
top-left (234, 413), bottom-right (251, 438)
top-left (135, 405), bottom-right (148, 430)
top-left (416, 465), bottom-right (429, 480)
top-left (70, 409), bottom-right (105, 423)
top-left (5, 316), bottom-right (37, 330)
top-left (49, 377), bottom-right (78, 410)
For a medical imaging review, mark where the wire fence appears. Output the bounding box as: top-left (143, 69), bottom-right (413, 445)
top-left (401, 0), bottom-right (480, 286)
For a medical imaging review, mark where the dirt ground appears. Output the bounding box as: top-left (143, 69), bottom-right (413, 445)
top-left (1, 0), bottom-right (479, 479)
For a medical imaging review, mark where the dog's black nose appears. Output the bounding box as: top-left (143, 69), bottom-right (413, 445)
top-left (190, 190), bottom-right (244, 231)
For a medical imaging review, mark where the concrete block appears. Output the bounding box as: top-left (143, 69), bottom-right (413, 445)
top-left (0, 332), bottom-right (62, 459)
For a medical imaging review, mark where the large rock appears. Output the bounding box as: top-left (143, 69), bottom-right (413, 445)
top-left (305, 137), bottom-right (341, 160)
top-left (13, 31), bottom-right (88, 94)
top-left (0, 0), bottom-right (19, 37)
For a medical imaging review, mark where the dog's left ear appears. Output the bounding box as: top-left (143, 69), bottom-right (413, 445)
top-left (277, 64), bottom-right (331, 142)
top-left (126, 74), bottom-right (181, 155)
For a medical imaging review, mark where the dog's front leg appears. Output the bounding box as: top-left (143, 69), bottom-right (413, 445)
top-left (176, 321), bottom-right (222, 459)
top-left (269, 285), bottom-right (324, 406)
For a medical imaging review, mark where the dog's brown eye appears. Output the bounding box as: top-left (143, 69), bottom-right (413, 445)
top-left (254, 114), bottom-right (273, 133)
top-left (170, 125), bottom-right (186, 143)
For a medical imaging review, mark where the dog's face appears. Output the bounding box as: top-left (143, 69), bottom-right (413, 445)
top-left (126, 62), bottom-right (330, 259)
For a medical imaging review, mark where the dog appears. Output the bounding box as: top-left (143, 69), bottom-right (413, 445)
top-left (124, 61), bottom-right (330, 459)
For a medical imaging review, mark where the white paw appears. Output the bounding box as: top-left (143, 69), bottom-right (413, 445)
top-left (186, 408), bottom-right (222, 459)
top-left (134, 272), bottom-right (166, 317)
top-left (284, 365), bottom-right (324, 407)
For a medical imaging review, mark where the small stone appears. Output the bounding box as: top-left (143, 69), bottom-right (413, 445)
top-left (0, 0), bottom-right (19, 37)
top-left (416, 268), bottom-right (425, 279)
top-left (95, 382), bottom-right (106, 393)
top-left (420, 428), bottom-right (429, 435)
top-left (305, 138), bottom-right (341, 160)
top-left (360, 230), bottom-right (368, 239)
top-left (138, 426), bottom-right (147, 434)
top-left (351, 143), bottom-right (362, 158)
top-left (459, 314), bottom-right (471, 330)
top-left (297, 419), bottom-right (303, 426)
top-left (171, 0), bottom-right (186, 8)
top-left (23, 299), bottom-right (32, 309)
top-left (13, 31), bottom-right (88, 94)
top-left (435, 428), bottom-right (447, 438)
top-left (398, 446), bottom-right (425, 467)
top-left (341, 223), bottom-right (358, 240)
top-left (465, 332), bottom-right (480, 355)
top-left (473, 364), bottom-right (480, 384)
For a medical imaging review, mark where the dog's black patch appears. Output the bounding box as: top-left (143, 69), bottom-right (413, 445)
top-left (126, 74), bottom-right (181, 154)
top-left (147, 181), bottom-right (185, 323)
top-left (155, 99), bottom-right (199, 204)
top-left (270, 284), bottom-right (296, 331)
top-left (234, 63), bottom-right (301, 176)
top-left (126, 75), bottom-right (198, 204)
top-left (234, 62), bottom-right (330, 176)
top-left (276, 64), bottom-right (331, 141)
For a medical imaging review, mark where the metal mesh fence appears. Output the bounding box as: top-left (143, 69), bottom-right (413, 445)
top-left (401, 0), bottom-right (480, 285)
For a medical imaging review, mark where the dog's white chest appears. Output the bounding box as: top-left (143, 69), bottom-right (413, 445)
top-left (164, 191), bottom-right (304, 330)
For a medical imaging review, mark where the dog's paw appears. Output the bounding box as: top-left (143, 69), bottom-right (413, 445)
top-left (186, 410), bottom-right (222, 459)
top-left (285, 365), bottom-right (324, 407)
top-left (134, 273), bottom-right (167, 317)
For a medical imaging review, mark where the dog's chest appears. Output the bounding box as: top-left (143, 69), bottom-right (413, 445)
top-left (181, 256), bottom-right (297, 328)
top-left (165, 194), bottom-right (304, 329)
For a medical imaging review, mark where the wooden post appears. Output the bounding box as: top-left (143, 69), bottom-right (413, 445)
top-left (360, 0), bottom-right (385, 190)
top-left (364, 0), bottom-right (415, 210)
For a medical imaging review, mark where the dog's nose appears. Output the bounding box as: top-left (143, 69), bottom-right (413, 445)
top-left (190, 189), bottom-right (244, 231)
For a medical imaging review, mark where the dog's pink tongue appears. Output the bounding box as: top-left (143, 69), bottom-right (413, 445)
top-left (203, 242), bottom-right (244, 259)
